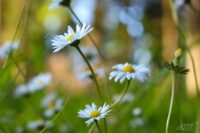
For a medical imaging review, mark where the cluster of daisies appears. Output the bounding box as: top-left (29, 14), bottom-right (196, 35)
top-left (31, 0), bottom-right (150, 129)
top-left (28, 92), bottom-right (64, 130)
top-left (50, 20), bottom-right (150, 126)
top-left (14, 73), bottom-right (52, 97)
top-left (13, 73), bottom-right (64, 130)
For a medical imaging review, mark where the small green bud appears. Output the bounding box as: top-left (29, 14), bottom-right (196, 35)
top-left (174, 48), bottom-right (182, 59)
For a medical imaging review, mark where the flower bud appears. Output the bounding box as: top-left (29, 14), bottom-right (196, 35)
top-left (174, 48), bottom-right (182, 59)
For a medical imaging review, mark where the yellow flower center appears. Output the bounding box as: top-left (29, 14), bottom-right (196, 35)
top-left (90, 110), bottom-right (100, 117)
top-left (123, 65), bottom-right (135, 73)
top-left (67, 34), bottom-right (75, 42)
top-left (48, 103), bottom-right (56, 109)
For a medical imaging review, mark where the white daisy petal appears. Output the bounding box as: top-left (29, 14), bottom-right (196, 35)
top-left (67, 26), bottom-right (75, 34)
top-left (85, 118), bottom-right (94, 126)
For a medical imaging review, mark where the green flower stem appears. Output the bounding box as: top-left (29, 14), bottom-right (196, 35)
top-left (110, 80), bottom-right (131, 109)
top-left (88, 123), bottom-right (95, 133)
top-left (165, 71), bottom-right (177, 133)
top-left (103, 119), bottom-right (107, 133)
top-left (95, 120), bottom-right (103, 133)
top-left (68, 6), bottom-right (104, 59)
top-left (75, 45), bottom-right (104, 101)
top-left (169, 0), bottom-right (200, 96)
top-left (169, 1), bottom-right (200, 131)
top-left (39, 93), bottom-right (71, 133)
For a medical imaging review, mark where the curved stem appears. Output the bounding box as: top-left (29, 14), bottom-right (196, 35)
top-left (169, 2), bottom-right (200, 132)
top-left (170, 0), bottom-right (200, 96)
top-left (39, 93), bottom-right (71, 133)
top-left (165, 71), bottom-right (177, 133)
top-left (187, 49), bottom-right (200, 96)
top-left (75, 46), bottom-right (104, 101)
top-left (95, 120), bottom-right (102, 133)
top-left (68, 6), bottom-right (104, 59)
top-left (110, 80), bottom-right (131, 109)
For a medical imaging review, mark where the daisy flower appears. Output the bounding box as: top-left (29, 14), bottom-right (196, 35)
top-left (27, 119), bottom-right (52, 130)
top-left (28, 73), bottom-right (52, 91)
top-left (48, 0), bottom-right (63, 10)
top-left (132, 107), bottom-right (142, 117)
top-left (14, 84), bottom-right (30, 97)
top-left (78, 103), bottom-right (111, 126)
top-left (109, 63), bottom-right (150, 83)
top-left (14, 73), bottom-right (52, 97)
top-left (41, 92), bottom-right (63, 117)
top-left (52, 23), bottom-right (93, 52)
top-left (0, 40), bottom-right (19, 59)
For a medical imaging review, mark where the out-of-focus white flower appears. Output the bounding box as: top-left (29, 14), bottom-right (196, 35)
top-left (44, 98), bottom-right (63, 117)
top-left (27, 119), bottom-right (51, 130)
top-left (109, 63), bottom-right (150, 83)
top-left (134, 49), bottom-right (151, 65)
top-left (28, 73), bottom-right (52, 91)
top-left (14, 84), bottom-right (29, 97)
top-left (132, 107), bottom-right (142, 117)
top-left (41, 92), bottom-right (56, 106)
top-left (133, 34), bottom-right (152, 65)
top-left (71, 0), bottom-right (97, 24)
top-left (119, 2), bottom-right (146, 38)
top-left (41, 92), bottom-right (63, 117)
top-left (129, 118), bottom-right (144, 128)
top-left (52, 23), bottom-right (93, 52)
top-left (119, 5), bottom-right (144, 25)
top-left (43, 15), bottom-right (62, 33)
top-left (174, 0), bottom-right (185, 10)
top-left (14, 73), bottom-right (52, 97)
top-left (103, 1), bottom-right (120, 30)
top-left (48, 0), bottom-right (63, 10)
top-left (0, 41), bottom-right (19, 59)
top-left (78, 103), bottom-right (111, 126)
top-left (127, 20), bottom-right (144, 38)
top-left (113, 93), bottom-right (134, 103)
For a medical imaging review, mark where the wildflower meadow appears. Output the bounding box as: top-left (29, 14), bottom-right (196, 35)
top-left (0, 0), bottom-right (200, 132)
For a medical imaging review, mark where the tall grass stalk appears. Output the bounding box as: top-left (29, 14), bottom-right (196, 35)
top-left (39, 93), bottom-right (71, 133)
